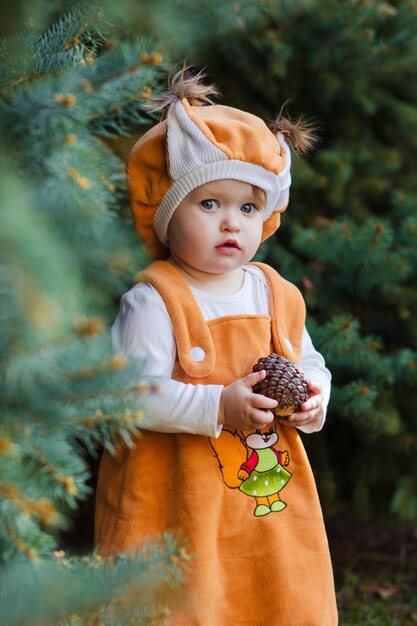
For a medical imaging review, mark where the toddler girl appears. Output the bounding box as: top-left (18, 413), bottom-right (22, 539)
top-left (95, 70), bottom-right (338, 625)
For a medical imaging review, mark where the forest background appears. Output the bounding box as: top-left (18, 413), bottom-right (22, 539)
top-left (1, 0), bottom-right (417, 624)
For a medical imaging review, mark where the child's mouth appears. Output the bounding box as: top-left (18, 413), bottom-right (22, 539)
top-left (215, 240), bottom-right (240, 254)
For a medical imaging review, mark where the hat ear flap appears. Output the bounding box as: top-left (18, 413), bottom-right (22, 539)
top-left (262, 211), bottom-right (283, 242)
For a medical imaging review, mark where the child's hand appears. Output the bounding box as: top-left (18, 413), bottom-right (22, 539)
top-left (219, 370), bottom-right (278, 431)
top-left (278, 380), bottom-right (325, 431)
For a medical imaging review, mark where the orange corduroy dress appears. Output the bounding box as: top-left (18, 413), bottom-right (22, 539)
top-left (95, 260), bottom-right (338, 625)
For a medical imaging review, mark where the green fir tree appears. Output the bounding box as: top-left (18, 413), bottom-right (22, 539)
top-left (0, 5), bottom-right (187, 624)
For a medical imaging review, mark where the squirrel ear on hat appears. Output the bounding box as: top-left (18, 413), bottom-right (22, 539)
top-left (150, 65), bottom-right (220, 119)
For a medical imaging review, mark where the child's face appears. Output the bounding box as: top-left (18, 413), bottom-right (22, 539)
top-left (167, 180), bottom-right (264, 277)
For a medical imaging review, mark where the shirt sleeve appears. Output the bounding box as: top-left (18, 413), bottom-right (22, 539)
top-left (112, 283), bottom-right (223, 437)
top-left (297, 325), bottom-right (331, 433)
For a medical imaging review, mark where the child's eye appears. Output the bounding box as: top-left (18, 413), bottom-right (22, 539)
top-left (241, 203), bottom-right (258, 214)
top-left (201, 199), bottom-right (218, 210)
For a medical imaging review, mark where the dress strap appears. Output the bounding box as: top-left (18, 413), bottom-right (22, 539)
top-left (250, 262), bottom-right (306, 362)
top-left (138, 260), bottom-right (216, 377)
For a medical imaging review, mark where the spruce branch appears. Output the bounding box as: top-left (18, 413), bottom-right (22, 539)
top-left (0, 3), bottom-right (107, 92)
top-left (0, 535), bottom-right (188, 626)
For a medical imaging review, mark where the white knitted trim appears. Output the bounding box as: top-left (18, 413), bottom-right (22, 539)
top-left (154, 148), bottom-right (291, 246)
top-left (167, 100), bottom-right (228, 178)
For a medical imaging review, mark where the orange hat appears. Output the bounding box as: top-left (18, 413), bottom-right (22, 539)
top-left (127, 73), bottom-right (293, 259)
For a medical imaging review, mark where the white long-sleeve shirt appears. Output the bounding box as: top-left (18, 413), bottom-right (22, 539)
top-left (112, 265), bottom-right (331, 438)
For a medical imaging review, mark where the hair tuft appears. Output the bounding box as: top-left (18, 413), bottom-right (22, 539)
top-left (270, 110), bottom-right (319, 154)
top-left (150, 65), bottom-right (220, 118)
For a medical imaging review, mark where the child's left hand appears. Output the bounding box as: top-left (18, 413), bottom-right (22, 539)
top-left (278, 380), bottom-right (325, 431)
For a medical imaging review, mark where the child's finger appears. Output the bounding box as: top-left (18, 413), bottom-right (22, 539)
top-left (243, 371), bottom-right (278, 408)
top-left (281, 404), bottom-right (322, 426)
top-left (300, 396), bottom-right (321, 412)
top-left (280, 411), bottom-right (313, 426)
top-left (251, 392), bottom-right (278, 410)
top-left (307, 380), bottom-right (322, 394)
top-left (280, 415), bottom-right (309, 427)
top-left (251, 408), bottom-right (275, 426)
top-left (242, 369), bottom-right (266, 388)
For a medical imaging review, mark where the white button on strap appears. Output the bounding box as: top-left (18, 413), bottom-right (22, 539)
top-left (284, 338), bottom-right (294, 352)
top-left (190, 346), bottom-right (206, 362)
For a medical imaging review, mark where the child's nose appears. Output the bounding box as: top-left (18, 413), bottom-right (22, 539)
top-left (221, 211), bottom-right (240, 232)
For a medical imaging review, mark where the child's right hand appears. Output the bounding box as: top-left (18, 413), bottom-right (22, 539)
top-left (218, 370), bottom-right (278, 431)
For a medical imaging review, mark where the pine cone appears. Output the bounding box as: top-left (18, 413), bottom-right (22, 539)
top-left (253, 353), bottom-right (309, 417)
